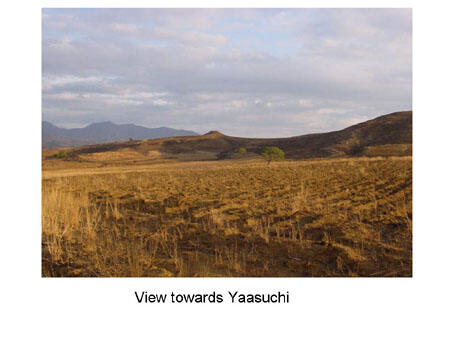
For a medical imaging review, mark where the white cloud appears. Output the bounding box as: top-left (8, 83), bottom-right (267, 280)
top-left (42, 9), bottom-right (411, 137)
top-left (110, 23), bottom-right (140, 33)
top-left (105, 98), bottom-right (143, 106)
top-left (231, 100), bottom-right (246, 109)
top-left (42, 75), bottom-right (106, 91)
top-left (152, 99), bottom-right (171, 106)
top-left (298, 99), bottom-right (312, 107)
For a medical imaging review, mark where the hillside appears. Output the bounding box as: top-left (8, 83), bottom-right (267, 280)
top-left (43, 111), bottom-right (412, 166)
top-left (42, 121), bottom-right (199, 149)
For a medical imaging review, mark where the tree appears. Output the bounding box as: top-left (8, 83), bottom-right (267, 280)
top-left (238, 147), bottom-right (247, 156)
top-left (261, 146), bottom-right (284, 165)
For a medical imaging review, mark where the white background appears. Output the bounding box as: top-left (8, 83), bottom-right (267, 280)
top-left (2, 0), bottom-right (449, 337)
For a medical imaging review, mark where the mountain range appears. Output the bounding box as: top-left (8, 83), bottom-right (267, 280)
top-left (42, 121), bottom-right (199, 149)
top-left (43, 111), bottom-right (412, 162)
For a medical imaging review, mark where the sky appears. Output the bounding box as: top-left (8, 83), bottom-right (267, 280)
top-left (42, 8), bottom-right (412, 137)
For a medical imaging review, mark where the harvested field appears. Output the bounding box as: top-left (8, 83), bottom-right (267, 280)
top-left (42, 157), bottom-right (412, 277)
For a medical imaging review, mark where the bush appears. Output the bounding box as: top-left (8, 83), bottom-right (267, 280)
top-left (238, 147), bottom-right (247, 156)
top-left (344, 133), bottom-right (364, 156)
top-left (54, 150), bottom-right (67, 159)
top-left (261, 146), bottom-right (284, 164)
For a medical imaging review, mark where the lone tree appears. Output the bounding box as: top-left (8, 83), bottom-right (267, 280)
top-left (261, 146), bottom-right (284, 165)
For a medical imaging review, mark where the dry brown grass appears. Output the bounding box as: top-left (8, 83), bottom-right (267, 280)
top-left (42, 157), bottom-right (412, 277)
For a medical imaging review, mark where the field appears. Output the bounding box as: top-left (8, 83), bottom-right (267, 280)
top-left (42, 156), bottom-right (412, 277)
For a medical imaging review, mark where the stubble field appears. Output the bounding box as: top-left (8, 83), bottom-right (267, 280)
top-left (42, 157), bottom-right (412, 277)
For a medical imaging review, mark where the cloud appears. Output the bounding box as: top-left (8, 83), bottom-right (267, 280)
top-left (42, 9), bottom-right (411, 137)
top-left (42, 75), bottom-right (107, 91)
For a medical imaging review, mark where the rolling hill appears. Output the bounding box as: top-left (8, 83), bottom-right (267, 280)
top-left (43, 111), bottom-right (412, 166)
top-left (42, 121), bottom-right (199, 149)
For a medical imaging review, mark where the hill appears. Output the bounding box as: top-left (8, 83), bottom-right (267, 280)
top-left (43, 111), bottom-right (412, 166)
top-left (42, 121), bottom-right (199, 149)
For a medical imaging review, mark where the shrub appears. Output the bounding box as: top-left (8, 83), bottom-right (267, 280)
top-left (54, 150), bottom-right (67, 159)
top-left (238, 147), bottom-right (247, 156)
top-left (344, 133), bottom-right (364, 156)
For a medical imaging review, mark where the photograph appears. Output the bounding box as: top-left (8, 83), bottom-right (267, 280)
top-left (41, 8), bottom-right (412, 277)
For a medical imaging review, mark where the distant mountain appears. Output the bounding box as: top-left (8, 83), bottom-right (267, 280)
top-left (43, 111), bottom-right (412, 161)
top-left (42, 121), bottom-right (199, 149)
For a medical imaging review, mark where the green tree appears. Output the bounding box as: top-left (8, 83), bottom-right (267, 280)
top-left (261, 146), bottom-right (284, 165)
top-left (238, 147), bottom-right (247, 156)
